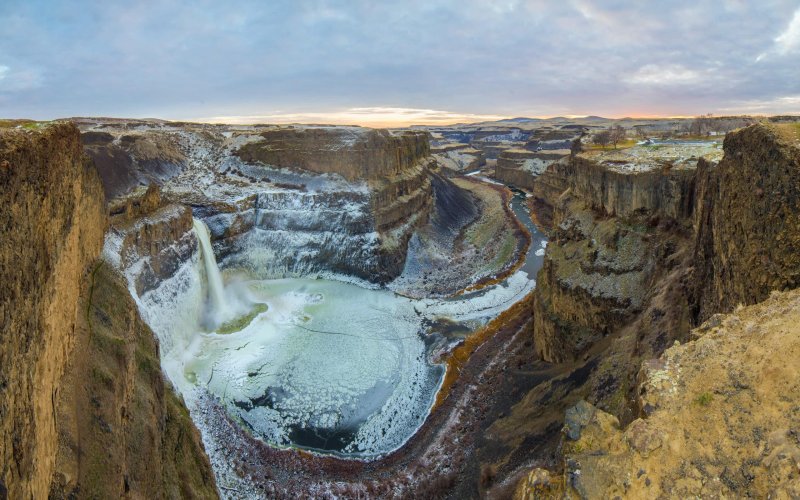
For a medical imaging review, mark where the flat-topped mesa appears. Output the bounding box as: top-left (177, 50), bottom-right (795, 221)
top-left (235, 127), bottom-right (431, 181)
top-left (495, 148), bottom-right (570, 190)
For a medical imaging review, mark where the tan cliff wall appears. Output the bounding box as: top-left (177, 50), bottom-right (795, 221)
top-left (0, 123), bottom-right (107, 499)
top-left (522, 287), bottom-right (800, 499)
top-left (516, 122), bottom-right (800, 498)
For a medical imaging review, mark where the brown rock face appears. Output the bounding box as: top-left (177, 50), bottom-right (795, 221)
top-left (530, 149), bottom-right (699, 363)
top-left (693, 124), bottom-right (800, 321)
top-left (0, 123), bottom-right (215, 499)
top-left (532, 154), bottom-right (697, 227)
top-left (0, 123), bottom-right (106, 499)
top-left (50, 263), bottom-right (217, 499)
top-left (236, 127), bottom-right (430, 182)
top-left (516, 122), bottom-right (800, 498)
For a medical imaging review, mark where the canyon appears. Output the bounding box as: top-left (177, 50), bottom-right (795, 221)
top-left (1, 115), bottom-right (799, 499)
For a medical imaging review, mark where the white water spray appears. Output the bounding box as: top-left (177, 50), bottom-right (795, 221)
top-left (192, 217), bottom-right (230, 325)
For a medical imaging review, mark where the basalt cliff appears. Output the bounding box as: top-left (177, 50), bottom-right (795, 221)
top-left (513, 122), bottom-right (800, 498)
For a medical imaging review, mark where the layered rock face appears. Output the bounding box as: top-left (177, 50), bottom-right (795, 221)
top-left (431, 143), bottom-right (485, 173)
top-left (515, 123), bottom-right (800, 498)
top-left (80, 121), bottom-right (435, 284)
top-left (235, 127), bottom-right (430, 181)
top-left (495, 148), bottom-right (570, 190)
top-left (529, 143), bottom-right (708, 363)
top-left (0, 124), bottom-right (106, 499)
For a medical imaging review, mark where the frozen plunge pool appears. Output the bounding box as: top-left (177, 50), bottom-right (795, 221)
top-left (181, 277), bottom-right (444, 457)
top-left (133, 191), bottom-right (547, 459)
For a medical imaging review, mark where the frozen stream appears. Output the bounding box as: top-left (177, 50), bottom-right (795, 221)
top-left (133, 187), bottom-right (546, 459)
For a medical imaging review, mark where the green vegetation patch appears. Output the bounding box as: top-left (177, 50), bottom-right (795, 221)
top-left (695, 392), bottom-right (714, 406)
top-left (216, 303), bottom-right (269, 334)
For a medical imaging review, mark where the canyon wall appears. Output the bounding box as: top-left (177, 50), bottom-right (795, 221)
top-left (516, 123), bottom-right (800, 497)
top-left (530, 148), bottom-right (700, 364)
top-left (81, 122), bottom-right (436, 284)
top-left (0, 123), bottom-right (107, 499)
top-left (0, 124), bottom-right (216, 498)
top-left (235, 127), bottom-right (430, 181)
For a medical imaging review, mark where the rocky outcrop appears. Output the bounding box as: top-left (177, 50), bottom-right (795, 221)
top-left (0, 123), bottom-right (216, 499)
top-left (0, 123), bottom-right (106, 499)
top-left (81, 124), bottom-right (187, 199)
top-left (532, 197), bottom-right (662, 363)
top-left (112, 187), bottom-right (197, 296)
top-left (524, 127), bottom-right (584, 151)
top-left (431, 143), bottom-right (485, 173)
top-left (534, 287), bottom-right (800, 499)
top-left (516, 122), bottom-right (800, 498)
top-left (693, 124), bottom-right (800, 321)
top-left (530, 144), bottom-right (704, 363)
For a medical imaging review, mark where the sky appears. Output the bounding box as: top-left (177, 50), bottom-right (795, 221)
top-left (1, 0), bottom-right (799, 126)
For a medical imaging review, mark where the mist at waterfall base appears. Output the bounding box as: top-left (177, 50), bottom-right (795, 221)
top-left (135, 215), bottom-right (544, 458)
top-left (191, 217), bottom-right (255, 330)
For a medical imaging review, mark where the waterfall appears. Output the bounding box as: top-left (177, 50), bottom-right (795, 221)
top-left (192, 217), bottom-right (229, 323)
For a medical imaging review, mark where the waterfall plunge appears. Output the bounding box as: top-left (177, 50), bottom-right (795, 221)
top-left (192, 217), bottom-right (232, 328)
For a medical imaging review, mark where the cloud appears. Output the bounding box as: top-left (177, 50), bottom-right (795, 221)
top-left (720, 95), bottom-right (800, 114)
top-left (194, 107), bottom-right (510, 127)
top-left (626, 64), bottom-right (704, 86)
top-left (757, 7), bottom-right (800, 61)
top-left (775, 8), bottom-right (800, 54)
top-left (0, 1), bottom-right (797, 120)
top-left (0, 65), bottom-right (8, 79)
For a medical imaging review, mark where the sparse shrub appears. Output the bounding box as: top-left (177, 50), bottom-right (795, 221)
top-left (695, 392), bottom-right (713, 406)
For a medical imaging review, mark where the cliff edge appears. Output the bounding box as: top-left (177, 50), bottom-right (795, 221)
top-left (0, 123), bottom-right (216, 499)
